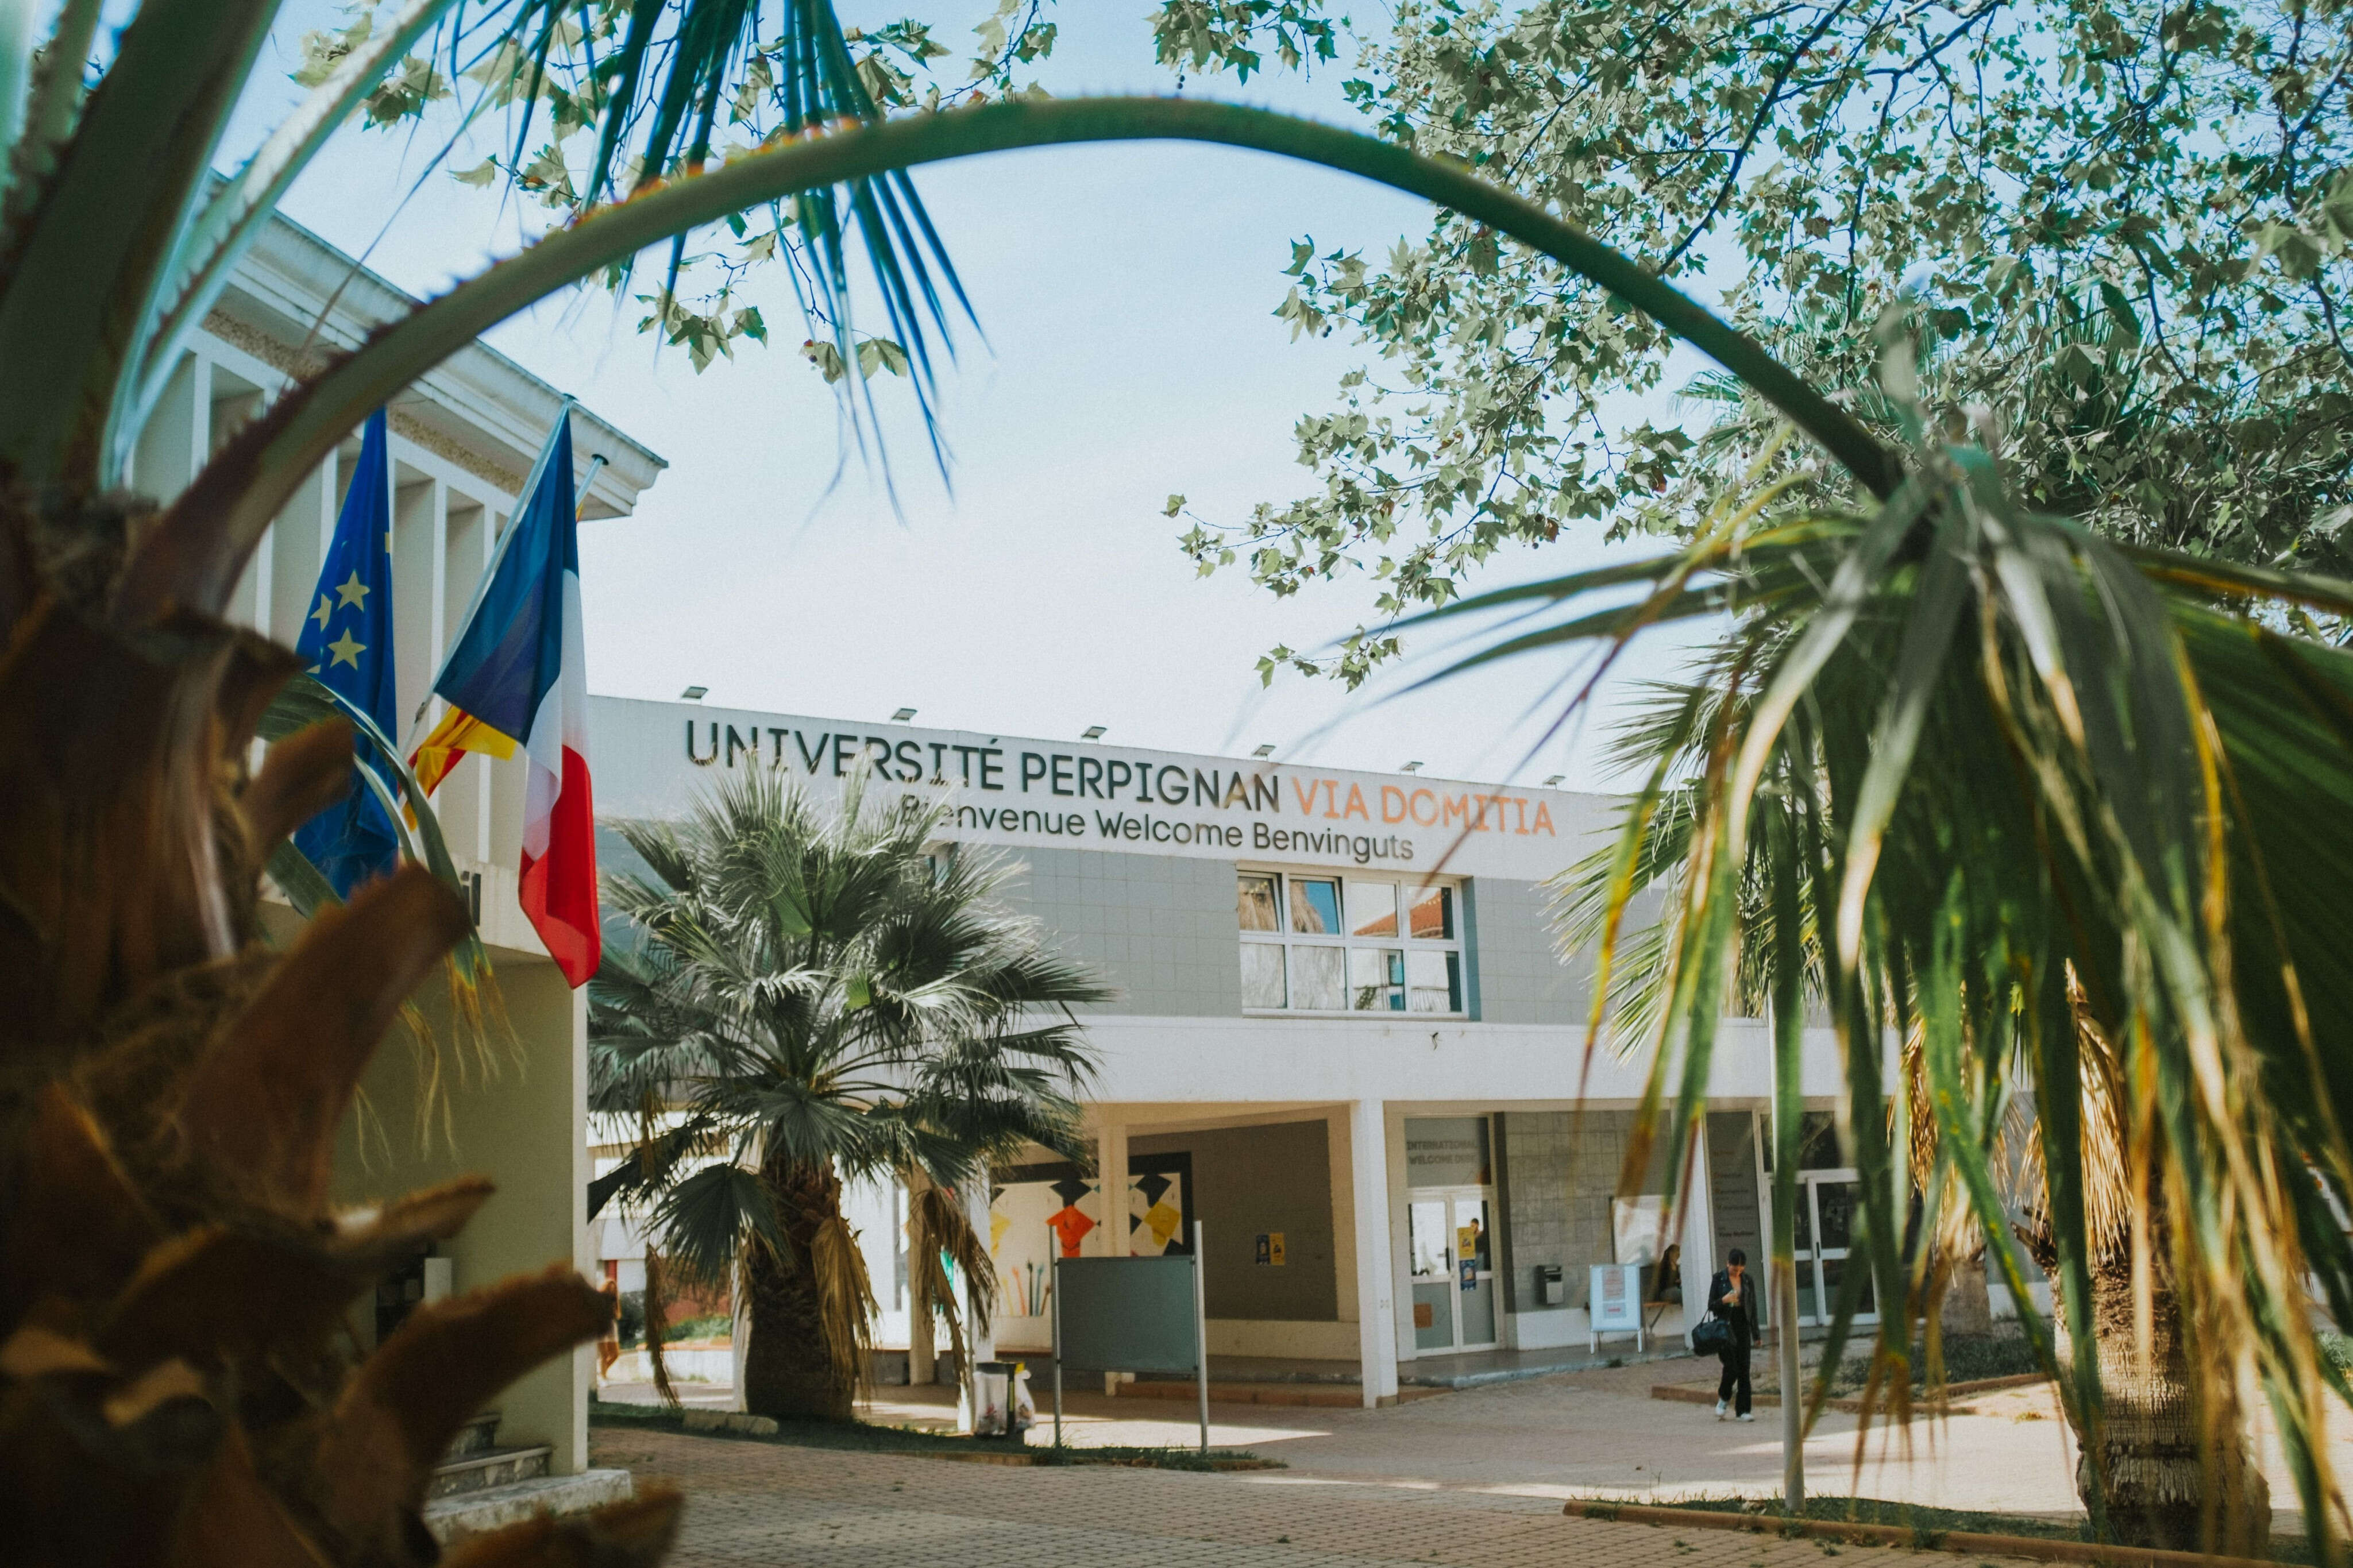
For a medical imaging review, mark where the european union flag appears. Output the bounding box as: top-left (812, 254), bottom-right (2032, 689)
top-left (292, 408), bottom-right (400, 897)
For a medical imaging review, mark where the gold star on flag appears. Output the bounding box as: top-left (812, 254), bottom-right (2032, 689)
top-left (335, 570), bottom-right (371, 611)
top-left (326, 628), bottom-right (367, 669)
top-left (310, 593), bottom-right (331, 632)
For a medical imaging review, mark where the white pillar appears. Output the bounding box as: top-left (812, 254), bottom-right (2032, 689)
top-left (1680, 1122), bottom-right (1715, 1347)
top-left (1095, 1115), bottom-right (1129, 1258)
top-left (964, 1173), bottom-right (996, 1367)
top-left (1348, 1099), bottom-right (1399, 1407)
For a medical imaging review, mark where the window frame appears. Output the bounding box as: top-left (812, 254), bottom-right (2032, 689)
top-left (1237, 867), bottom-right (1468, 1018)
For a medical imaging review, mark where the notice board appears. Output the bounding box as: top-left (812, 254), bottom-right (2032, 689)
top-left (1054, 1256), bottom-right (1200, 1374)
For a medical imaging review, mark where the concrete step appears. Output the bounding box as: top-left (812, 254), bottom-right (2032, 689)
top-left (446, 1409), bottom-right (502, 1457)
top-left (422, 1469), bottom-right (635, 1546)
top-left (427, 1443), bottom-right (551, 1499)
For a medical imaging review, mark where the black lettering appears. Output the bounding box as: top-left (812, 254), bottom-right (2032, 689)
top-left (1105, 759), bottom-right (1131, 797)
top-left (769, 727), bottom-right (790, 767)
top-left (895, 739), bottom-right (923, 781)
top-left (795, 731), bottom-right (828, 773)
top-left (1050, 754), bottom-right (1074, 796)
top-left (1136, 761), bottom-right (1155, 802)
top-left (929, 742), bottom-right (948, 783)
top-left (1123, 816), bottom-right (1142, 840)
top-left (1400, 839), bottom-right (1414, 861)
top-left (955, 805), bottom-right (980, 829)
top-left (688, 720), bottom-right (718, 766)
top-left (1252, 773), bottom-right (1279, 813)
top-left (952, 743), bottom-right (979, 785)
top-left (1353, 836), bottom-right (1372, 864)
top-left (1193, 768), bottom-right (1220, 809)
top-left (865, 736), bottom-right (893, 776)
top-left (832, 733), bottom-right (858, 777)
top-left (1156, 764), bottom-right (1189, 805)
top-left (1020, 809), bottom-right (1042, 832)
top-left (1253, 821), bottom-right (1271, 849)
top-left (1228, 826), bottom-right (1244, 847)
top-left (1078, 756), bottom-right (1105, 798)
top-left (979, 748), bottom-right (1005, 791)
top-left (726, 724), bottom-right (758, 767)
top-left (1020, 752), bottom-right (1047, 791)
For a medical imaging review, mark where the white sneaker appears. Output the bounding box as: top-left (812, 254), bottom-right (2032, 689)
top-left (1737, 1412), bottom-right (1755, 1422)
top-left (1714, 1400), bottom-right (1727, 1419)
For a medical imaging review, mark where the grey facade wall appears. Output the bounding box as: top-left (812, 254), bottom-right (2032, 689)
top-left (1131, 1121), bottom-right (1338, 1321)
top-left (1467, 878), bottom-right (1586, 1025)
top-left (996, 847), bottom-right (1240, 1017)
top-left (1493, 1110), bottom-right (1673, 1315)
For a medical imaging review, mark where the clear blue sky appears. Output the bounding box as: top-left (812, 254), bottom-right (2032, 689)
top-left (229, 1), bottom-right (1700, 788)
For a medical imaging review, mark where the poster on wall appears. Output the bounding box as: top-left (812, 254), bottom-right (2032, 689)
top-left (1128, 1154), bottom-right (1192, 1257)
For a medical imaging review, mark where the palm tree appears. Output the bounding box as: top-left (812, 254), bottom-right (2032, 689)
top-left (1421, 385), bottom-right (2353, 1552)
top-left (8, 0), bottom-right (2307, 1558)
top-left (588, 770), bottom-right (1106, 1419)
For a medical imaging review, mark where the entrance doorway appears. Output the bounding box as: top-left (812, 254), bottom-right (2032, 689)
top-left (1407, 1188), bottom-right (1498, 1353)
top-left (1794, 1169), bottom-right (1877, 1325)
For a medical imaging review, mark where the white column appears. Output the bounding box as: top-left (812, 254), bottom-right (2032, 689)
top-left (964, 1173), bottom-right (996, 1367)
top-left (1349, 1099), bottom-right (1400, 1407)
top-left (1680, 1122), bottom-right (1715, 1347)
top-left (1095, 1115), bottom-right (1129, 1258)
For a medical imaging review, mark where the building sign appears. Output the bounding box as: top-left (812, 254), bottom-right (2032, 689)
top-left (589, 697), bottom-right (1610, 880)
top-left (1403, 1117), bottom-right (1492, 1187)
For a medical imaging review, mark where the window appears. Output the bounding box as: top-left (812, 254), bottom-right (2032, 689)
top-left (1237, 871), bottom-right (1466, 1015)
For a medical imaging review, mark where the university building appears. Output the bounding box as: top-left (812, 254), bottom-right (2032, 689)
top-left (591, 698), bottom-right (1895, 1405)
top-left (134, 210), bottom-right (665, 1495)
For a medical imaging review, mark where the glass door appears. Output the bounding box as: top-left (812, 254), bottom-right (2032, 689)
top-left (1406, 1188), bottom-right (1499, 1353)
top-left (1794, 1169), bottom-right (1877, 1326)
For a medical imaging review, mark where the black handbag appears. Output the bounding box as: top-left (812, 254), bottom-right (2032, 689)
top-left (1691, 1314), bottom-right (1733, 1355)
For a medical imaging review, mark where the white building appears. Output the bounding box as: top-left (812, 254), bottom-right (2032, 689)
top-left (133, 211), bottom-right (665, 1485)
top-left (592, 698), bottom-right (1895, 1407)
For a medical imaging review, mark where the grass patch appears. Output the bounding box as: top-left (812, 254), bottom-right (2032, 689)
top-left (1627, 1495), bottom-right (2311, 1563)
top-left (588, 1395), bottom-right (1280, 1472)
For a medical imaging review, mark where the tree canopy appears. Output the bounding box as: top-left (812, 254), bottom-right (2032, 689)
top-left (1160, 0), bottom-right (2353, 681)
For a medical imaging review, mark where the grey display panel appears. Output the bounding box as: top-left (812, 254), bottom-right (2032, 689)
top-left (1052, 1256), bottom-right (1200, 1374)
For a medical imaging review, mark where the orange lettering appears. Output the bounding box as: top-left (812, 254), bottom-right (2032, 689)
top-left (1533, 802), bottom-right (1555, 836)
top-left (1441, 794), bottom-right (1471, 829)
top-left (1291, 777), bottom-right (1320, 815)
top-left (1323, 779), bottom-right (1341, 819)
top-left (1342, 783), bottom-right (1369, 820)
top-left (1381, 785), bottom-right (1407, 822)
top-left (1513, 797), bottom-right (1529, 835)
top-left (1410, 789), bottom-right (1438, 826)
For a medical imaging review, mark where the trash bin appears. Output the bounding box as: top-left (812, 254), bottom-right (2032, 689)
top-left (1535, 1264), bottom-right (1565, 1307)
top-left (969, 1360), bottom-right (1033, 1439)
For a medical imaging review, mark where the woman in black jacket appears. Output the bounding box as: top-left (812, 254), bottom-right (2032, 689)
top-left (1707, 1248), bottom-right (1760, 1420)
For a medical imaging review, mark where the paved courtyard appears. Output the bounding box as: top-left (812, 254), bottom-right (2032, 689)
top-left (598, 1354), bottom-right (2353, 1561)
top-left (595, 1425), bottom-right (2050, 1568)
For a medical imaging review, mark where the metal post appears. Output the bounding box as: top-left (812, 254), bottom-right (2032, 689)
top-left (1191, 1221), bottom-right (1209, 1455)
top-left (1050, 1229), bottom-right (1063, 1450)
top-left (1779, 1261), bottom-right (1803, 1512)
top-left (1768, 998), bottom-right (1805, 1515)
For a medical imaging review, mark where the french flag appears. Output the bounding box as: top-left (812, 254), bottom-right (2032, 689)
top-left (410, 405), bottom-right (601, 986)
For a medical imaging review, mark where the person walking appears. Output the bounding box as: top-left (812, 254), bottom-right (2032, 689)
top-left (1708, 1248), bottom-right (1759, 1420)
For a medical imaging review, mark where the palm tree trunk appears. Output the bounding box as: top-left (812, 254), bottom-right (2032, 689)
top-left (742, 1156), bottom-right (857, 1420)
top-left (2054, 1258), bottom-right (2270, 1554)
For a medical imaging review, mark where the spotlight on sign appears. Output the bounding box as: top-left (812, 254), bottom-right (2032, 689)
top-left (1081, 725), bottom-right (1108, 740)
top-left (680, 685), bottom-right (708, 701)
top-left (892, 707), bottom-right (918, 721)
top-left (1543, 774), bottom-right (1564, 786)
top-left (1401, 760), bottom-right (1424, 773)
top-left (1252, 744), bottom-right (1276, 758)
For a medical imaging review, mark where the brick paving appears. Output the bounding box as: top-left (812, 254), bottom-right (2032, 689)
top-left (593, 1427), bottom-right (2049, 1568)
